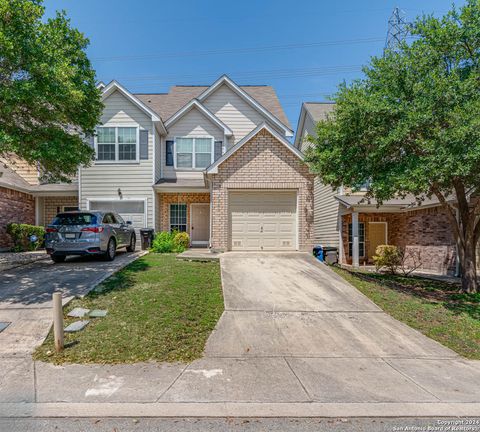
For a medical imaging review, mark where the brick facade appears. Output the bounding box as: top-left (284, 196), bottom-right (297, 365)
top-left (207, 128), bottom-right (315, 251)
top-left (0, 187), bottom-right (35, 250)
top-left (342, 207), bottom-right (456, 274)
top-left (44, 196), bottom-right (79, 225)
top-left (157, 192), bottom-right (210, 233)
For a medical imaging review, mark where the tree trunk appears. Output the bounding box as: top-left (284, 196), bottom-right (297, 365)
top-left (458, 234), bottom-right (478, 294)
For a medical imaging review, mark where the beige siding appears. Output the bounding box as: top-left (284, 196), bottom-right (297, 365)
top-left (79, 90), bottom-right (155, 228)
top-left (1, 156), bottom-right (39, 185)
top-left (203, 84), bottom-right (284, 145)
top-left (163, 107), bottom-right (224, 179)
top-left (154, 129), bottom-right (161, 182)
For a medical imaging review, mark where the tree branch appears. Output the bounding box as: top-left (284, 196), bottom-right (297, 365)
top-left (431, 183), bottom-right (462, 244)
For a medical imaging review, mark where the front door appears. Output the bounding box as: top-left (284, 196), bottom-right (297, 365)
top-left (190, 204), bottom-right (210, 245)
top-left (368, 222), bottom-right (387, 261)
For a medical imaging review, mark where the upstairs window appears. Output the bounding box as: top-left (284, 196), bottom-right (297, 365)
top-left (175, 137), bottom-right (213, 169)
top-left (96, 127), bottom-right (138, 162)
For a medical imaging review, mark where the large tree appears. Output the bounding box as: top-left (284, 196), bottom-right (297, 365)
top-left (0, 0), bottom-right (102, 182)
top-left (306, 0), bottom-right (480, 293)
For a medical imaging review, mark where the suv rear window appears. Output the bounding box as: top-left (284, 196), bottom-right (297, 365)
top-left (52, 213), bottom-right (97, 226)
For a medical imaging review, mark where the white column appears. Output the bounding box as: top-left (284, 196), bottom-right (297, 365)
top-left (352, 211), bottom-right (360, 267)
top-left (338, 211), bottom-right (343, 264)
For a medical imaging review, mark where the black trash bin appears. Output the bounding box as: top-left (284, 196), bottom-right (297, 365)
top-left (323, 246), bottom-right (338, 265)
top-left (140, 228), bottom-right (155, 250)
top-left (313, 245), bottom-right (338, 264)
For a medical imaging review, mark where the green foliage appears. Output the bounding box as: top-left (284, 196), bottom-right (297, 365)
top-left (0, 0), bottom-right (103, 182)
top-left (373, 245), bottom-right (401, 274)
top-left (306, 0), bottom-right (480, 202)
top-left (173, 231), bottom-right (190, 251)
top-left (151, 231), bottom-right (190, 253)
top-left (6, 223), bottom-right (45, 251)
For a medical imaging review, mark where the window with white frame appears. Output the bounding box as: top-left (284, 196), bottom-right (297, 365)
top-left (96, 127), bottom-right (138, 162)
top-left (175, 137), bottom-right (213, 169)
top-left (170, 204), bottom-right (187, 232)
top-left (348, 222), bottom-right (365, 257)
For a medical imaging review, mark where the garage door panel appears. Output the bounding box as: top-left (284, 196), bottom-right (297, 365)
top-left (229, 191), bottom-right (296, 251)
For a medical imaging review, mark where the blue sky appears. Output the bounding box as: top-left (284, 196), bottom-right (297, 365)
top-left (43, 0), bottom-right (465, 130)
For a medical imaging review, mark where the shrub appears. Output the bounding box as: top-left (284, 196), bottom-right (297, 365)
top-left (151, 231), bottom-right (190, 253)
top-left (6, 223), bottom-right (45, 252)
top-left (173, 232), bottom-right (190, 252)
top-left (151, 231), bottom-right (176, 253)
top-left (373, 245), bottom-right (423, 276)
top-left (372, 245), bottom-right (401, 274)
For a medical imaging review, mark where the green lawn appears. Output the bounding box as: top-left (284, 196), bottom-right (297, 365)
top-left (334, 267), bottom-right (480, 359)
top-left (34, 254), bottom-right (224, 364)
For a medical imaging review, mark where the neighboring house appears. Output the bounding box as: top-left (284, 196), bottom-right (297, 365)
top-left (1, 75), bottom-right (315, 252)
top-left (294, 102), bottom-right (479, 276)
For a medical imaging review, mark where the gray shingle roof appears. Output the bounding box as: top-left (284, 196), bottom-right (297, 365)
top-left (135, 85), bottom-right (291, 128)
top-left (334, 194), bottom-right (441, 209)
top-left (304, 102), bottom-right (336, 122)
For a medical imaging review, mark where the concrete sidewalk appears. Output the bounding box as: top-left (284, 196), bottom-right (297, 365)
top-left (1, 252), bottom-right (480, 418)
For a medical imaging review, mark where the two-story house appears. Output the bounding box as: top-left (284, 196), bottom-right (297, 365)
top-left (294, 102), bottom-right (478, 275)
top-left (1, 75), bottom-right (315, 253)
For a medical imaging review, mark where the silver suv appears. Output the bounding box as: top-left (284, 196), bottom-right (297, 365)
top-left (45, 211), bottom-right (136, 263)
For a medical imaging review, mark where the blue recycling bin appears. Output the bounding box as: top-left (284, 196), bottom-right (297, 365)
top-left (313, 245), bottom-right (324, 261)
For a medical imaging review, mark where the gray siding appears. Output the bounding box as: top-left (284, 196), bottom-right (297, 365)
top-left (79, 90), bottom-right (155, 228)
top-left (203, 84), bottom-right (284, 144)
top-left (299, 111), bottom-right (339, 247)
top-left (163, 107), bottom-right (224, 180)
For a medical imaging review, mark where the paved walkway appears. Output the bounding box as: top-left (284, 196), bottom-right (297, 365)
top-left (1, 252), bottom-right (479, 418)
top-left (0, 250), bottom-right (145, 357)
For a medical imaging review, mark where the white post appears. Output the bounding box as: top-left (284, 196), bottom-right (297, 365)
top-left (53, 292), bottom-right (64, 352)
top-left (352, 211), bottom-right (360, 268)
top-left (338, 211), bottom-right (343, 264)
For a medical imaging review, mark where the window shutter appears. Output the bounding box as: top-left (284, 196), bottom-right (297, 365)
top-left (166, 140), bottom-right (174, 166)
top-left (214, 141), bottom-right (223, 161)
top-left (139, 130), bottom-right (149, 160)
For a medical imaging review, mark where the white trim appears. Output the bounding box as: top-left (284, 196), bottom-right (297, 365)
top-left (197, 75), bottom-right (293, 137)
top-left (167, 202), bottom-right (187, 233)
top-left (85, 197), bottom-right (148, 228)
top-left (174, 136), bottom-right (214, 171)
top-left (95, 125), bottom-right (140, 164)
top-left (164, 99), bottom-right (233, 136)
top-left (206, 123), bottom-right (305, 174)
top-left (190, 203), bottom-right (210, 245)
top-left (151, 120), bottom-right (156, 230)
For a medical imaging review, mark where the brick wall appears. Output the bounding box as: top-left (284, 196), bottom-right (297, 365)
top-left (0, 187), bottom-right (35, 249)
top-left (44, 196), bottom-right (79, 225)
top-left (208, 128), bottom-right (315, 251)
top-left (341, 207), bottom-right (456, 274)
top-left (158, 192), bottom-right (210, 233)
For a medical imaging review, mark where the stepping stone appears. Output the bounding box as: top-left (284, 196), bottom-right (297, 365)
top-left (89, 309), bottom-right (107, 318)
top-left (64, 320), bottom-right (89, 333)
top-left (67, 308), bottom-right (90, 318)
top-left (0, 322), bottom-right (10, 333)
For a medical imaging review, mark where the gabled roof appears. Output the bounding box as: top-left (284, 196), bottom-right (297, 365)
top-left (196, 75), bottom-right (293, 137)
top-left (0, 164), bottom-right (32, 193)
top-left (294, 102), bottom-right (335, 148)
top-left (101, 80), bottom-right (167, 134)
top-left (164, 99), bottom-right (233, 136)
top-left (205, 123), bottom-right (304, 174)
top-left (135, 82), bottom-right (291, 128)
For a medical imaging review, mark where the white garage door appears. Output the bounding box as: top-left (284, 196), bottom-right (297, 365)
top-left (230, 191), bottom-right (297, 251)
top-left (88, 200), bottom-right (146, 233)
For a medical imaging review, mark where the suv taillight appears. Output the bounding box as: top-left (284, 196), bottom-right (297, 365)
top-left (81, 226), bottom-right (104, 233)
top-left (46, 227), bottom-right (58, 233)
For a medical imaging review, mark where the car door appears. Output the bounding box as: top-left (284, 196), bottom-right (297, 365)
top-left (114, 213), bottom-right (130, 246)
top-left (103, 213), bottom-right (120, 247)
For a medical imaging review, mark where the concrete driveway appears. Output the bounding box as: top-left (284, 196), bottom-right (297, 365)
top-left (0, 250), bottom-right (145, 357)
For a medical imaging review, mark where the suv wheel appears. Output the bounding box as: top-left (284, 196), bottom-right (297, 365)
top-left (104, 238), bottom-right (116, 261)
top-left (51, 255), bottom-right (66, 263)
top-left (126, 233), bottom-right (136, 252)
